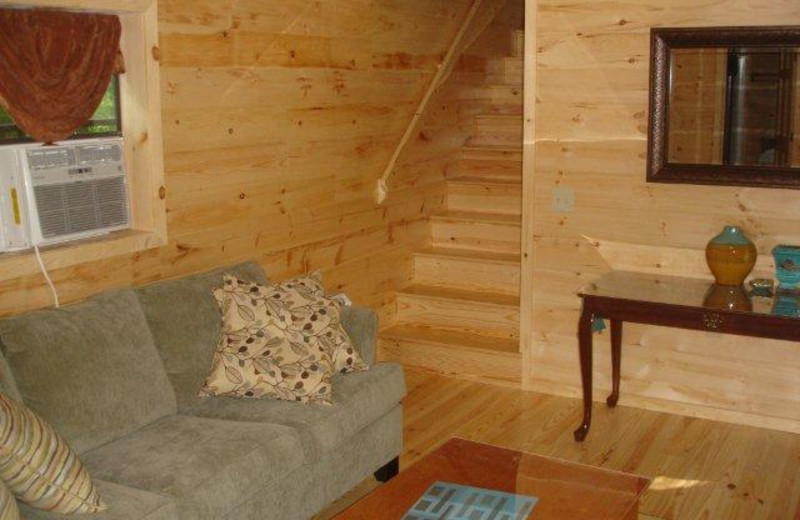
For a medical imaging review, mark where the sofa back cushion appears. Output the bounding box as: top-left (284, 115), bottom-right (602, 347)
top-left (0, 350), bottom-right (20, 402)
top-left (134, 262), bottom-right (268, 410)
top-left (0, 289), bottom-right (176, 454)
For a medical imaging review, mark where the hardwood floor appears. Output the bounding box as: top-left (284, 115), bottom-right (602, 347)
top-left (320, 368), bottom-right (800, 519)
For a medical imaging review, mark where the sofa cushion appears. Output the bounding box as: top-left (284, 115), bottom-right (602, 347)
top-left (80, 415), bottom-right (304, 520)
top-left (201, 275), bottom-right (333, 404)
top-left (183, 362), bottom-right (406, 462)
top-left (18, 480), bottom-right (177, 520)
top-left (135, 262), bottom-right (268, 410)
top-left (269, 273), bottom-right (368, 375)
top-left (0, 394), bottom-right (105, 514)
top-left (340, 306), bottom-right (378, 365)
top-left (0, 290), bottom-right (176, 454)
top-left (0, 351), bottom-right (20, 402)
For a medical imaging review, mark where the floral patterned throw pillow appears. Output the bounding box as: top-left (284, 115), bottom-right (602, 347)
top-left (200, 276), bottom-right (333, 404)
top-left (277, 272), bottom-right (368, 375)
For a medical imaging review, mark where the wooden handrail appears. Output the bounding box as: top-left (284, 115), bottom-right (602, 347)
top-left (375, 0), bottom-right (484, 204)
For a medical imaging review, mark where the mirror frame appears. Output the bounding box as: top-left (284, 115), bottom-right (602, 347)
top-left (647, 26), bottom-right (800, 189)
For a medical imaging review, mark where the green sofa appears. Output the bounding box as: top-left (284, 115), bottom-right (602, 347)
top-left (0, 262), bottom-right (405, 519)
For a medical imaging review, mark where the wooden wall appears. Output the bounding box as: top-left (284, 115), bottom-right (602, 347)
top-left (389, 0), bottom-right (524, 199)
top-left (525, 0), bottom-right (800, 431)
top-left (390, 1), bottom-right (520, 186)
top-left (0, 0), bottom-right (484, 319)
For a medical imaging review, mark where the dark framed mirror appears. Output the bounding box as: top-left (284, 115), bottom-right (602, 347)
top-left (648, 26), bottom-right (800, 189)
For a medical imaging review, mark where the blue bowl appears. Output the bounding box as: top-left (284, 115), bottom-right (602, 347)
top-left (772, 245), bottom-right (800, 291)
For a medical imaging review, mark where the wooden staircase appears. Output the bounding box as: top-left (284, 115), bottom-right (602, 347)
top-left (379, 33), bottom-right (524, 388)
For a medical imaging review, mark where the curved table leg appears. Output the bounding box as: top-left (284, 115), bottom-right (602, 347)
top-left (573, 302), bottom-right (594, 442)
top-left (607, 319), bottom-right (622, 407)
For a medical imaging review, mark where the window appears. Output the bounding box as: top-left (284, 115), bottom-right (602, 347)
top-left (0, 0), bottom-right (166, 286)
top-left (0, 75), bottom-right (121, 144)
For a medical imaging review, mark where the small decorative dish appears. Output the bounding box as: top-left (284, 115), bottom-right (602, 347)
top-left (748, 278), bottom-right (774, 298)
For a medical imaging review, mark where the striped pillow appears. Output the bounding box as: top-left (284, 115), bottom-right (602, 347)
top-left (0, 480), bottom-right (19, 520)
top-left (0, 394), bottom-right (106, 513)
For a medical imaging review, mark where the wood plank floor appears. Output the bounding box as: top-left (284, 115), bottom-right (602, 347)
top-left (319, 368), bottom-right (800, 520)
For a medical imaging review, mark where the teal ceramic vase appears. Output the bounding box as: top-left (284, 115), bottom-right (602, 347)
top-left (705, 226), bottom-right (757, 286)
top-left (772, 245), bottom-right (800, 292)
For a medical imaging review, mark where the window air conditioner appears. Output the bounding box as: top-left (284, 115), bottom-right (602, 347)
top-left (0, 137), bottom-right (129, 252)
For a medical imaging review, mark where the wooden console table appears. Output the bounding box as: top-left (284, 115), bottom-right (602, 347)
top-left (574, 271), bottom-right (800, 442)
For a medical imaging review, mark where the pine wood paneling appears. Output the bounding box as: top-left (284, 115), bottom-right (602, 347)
top-left (524, 0), bottom-right (800, 431)
top-left (0, 0), bottom-right (483, 317)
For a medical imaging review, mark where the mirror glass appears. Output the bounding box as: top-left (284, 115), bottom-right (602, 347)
top-left (667, 47), bottom-right (800, 168)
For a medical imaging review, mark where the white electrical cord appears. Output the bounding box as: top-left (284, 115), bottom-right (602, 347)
top-left (33, 244), bottom-right (59, 308)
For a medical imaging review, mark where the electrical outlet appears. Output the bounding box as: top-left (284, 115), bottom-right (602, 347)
top-left (552, 187), bottom-right (575, 213)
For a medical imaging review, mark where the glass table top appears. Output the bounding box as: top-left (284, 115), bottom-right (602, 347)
top-left (336, 438), bottom-right (649, 520)
top-left (579, 271), bottom-right (800, 319)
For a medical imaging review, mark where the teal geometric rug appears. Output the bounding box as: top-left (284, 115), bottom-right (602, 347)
top-left (402, 481), bottom-right (538, 520)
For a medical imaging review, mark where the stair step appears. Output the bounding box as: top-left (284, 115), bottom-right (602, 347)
top-left (487, 104), bottom-right (523, 116)
top-left (431, 211), bottom-right (521, 254)
top-left (511, 29), bottom-right (525, 59)
top-left (413, 247), bottom-right (520, 295)
top-left (447, 177), bottom-right (522, 216)
top-left (487, 57), bottom-right (523, 86)
top-left (449, 158), bottom-right (522, 182)
top-left (459, 85), bottom-right (522, 110)
top-left (469, 114), bottom-right (522, 147)
top-left (378, 324), bottom-right (521, 387)
top-left (462, 145), bottom-right (522, 162)
top-left (396, 284), bottom-right (519, 339)
top-left (502, 57), bottom-right (523, 85)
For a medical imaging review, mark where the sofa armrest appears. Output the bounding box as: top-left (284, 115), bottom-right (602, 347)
top-left (340, 306), bottom-right (378, 365)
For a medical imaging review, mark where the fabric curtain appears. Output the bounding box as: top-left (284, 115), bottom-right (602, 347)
top-left (0, 8), bottom-right (121, 143)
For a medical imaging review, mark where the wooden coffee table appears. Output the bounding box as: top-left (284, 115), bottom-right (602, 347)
top-left (336, 438), bottom-right (649, 519)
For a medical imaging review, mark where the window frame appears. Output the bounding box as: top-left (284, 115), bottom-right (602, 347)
top-left (0, 0), bottom-right (166, 282)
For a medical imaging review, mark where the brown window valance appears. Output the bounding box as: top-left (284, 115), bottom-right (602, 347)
top-left (0, 8), bottom-right (122, 143)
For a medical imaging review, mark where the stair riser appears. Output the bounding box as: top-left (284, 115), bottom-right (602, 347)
top-left (431, 219), bottom-right (521, 255)
top-left (462, 148), bottom-right (522, 162)
top-left (449, 160), bottom-right (522, 182)
top-left (511, 30), bottom-right (525, 59)
top-left (378, 338), bottom-right (521, 387)
top-left (414, 255), bottom-right (520, 295)
top-left (447, 183), bottom-right (522, 216)
top-left (503, 58), bottom-right (523, 85)
top-left (492, 86), bottom-right (522, 107)
top-left (396, 294), bottom-right (520, 339)
top-left (487, 58), bottom-right (523, 86)
top-left (458, 86), bottom-right (522, 111)
top-left (470, 118), bottom-right (522, 147)
top-left (488, 105), bottom-right (523, 116)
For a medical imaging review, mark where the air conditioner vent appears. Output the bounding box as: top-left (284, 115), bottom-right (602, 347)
top-left (33, 176), bottom-right (128, 239)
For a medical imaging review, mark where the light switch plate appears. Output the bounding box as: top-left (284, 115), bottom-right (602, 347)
top-left (552, 186), bottom-right (575, 213)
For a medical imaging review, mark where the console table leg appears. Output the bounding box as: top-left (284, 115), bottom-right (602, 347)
top-left (574, 304), bottom-right (593, 442)
top-left (606, 319), bottom-right (622, 407)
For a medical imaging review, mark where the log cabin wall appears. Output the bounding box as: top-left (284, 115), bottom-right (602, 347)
top-left (0, 0), bottom-right (483, 320)
top-left (526, 0), bottom-right (800, 431)
top-left (390, 0), bottom-right (524, 196)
